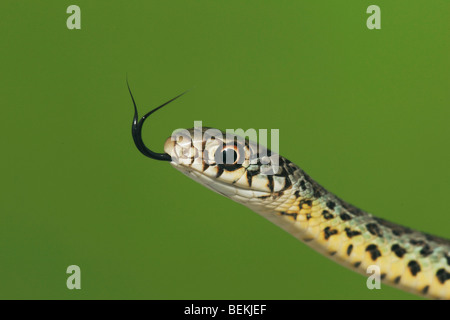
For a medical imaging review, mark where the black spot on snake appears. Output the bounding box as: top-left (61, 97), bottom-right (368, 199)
top-left (394, 276), bottom-right (401, 284)
top-left (306, 214), bottom-right (311, 220)
top-left (322, 210), bottom-right (333, 220)
top-left (436, 269), bottom-right (450, 284)
top-left (326, 201), bottom-right (336, 210)
top-left (324, 227), bottom-right (338, 240)
top-left (407, 260), bottom-right (421, 276)
top-left (419, 244), bottom-right (433, 257)
top-left (365, 244), bottom-right (381, 261)
top-left (381, 273), bottom-right (386, 280)
top-left (299, 180), bottom-right (306, 191)
top-left (354, 262), bottom-right (361, 268)
top-left (267, 175), bottom-right (274, 192)
top-left (339, 213), bottom-right (352, 221)
top-left (410, 239), bottom-right (425, 246)
top-left (345, 228), bottom-right (361, 238)
top-left (366, 223), bottom-right (383, 237)
top-left (347, 244), bottom-right (353, 256)
top-left (391, 244), bottom-right (407, 258)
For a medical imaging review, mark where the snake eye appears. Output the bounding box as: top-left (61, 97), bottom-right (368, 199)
top-left (221, 148), bottom-right (238, 164)
top-left (214, 144), bottom-right (243, 170)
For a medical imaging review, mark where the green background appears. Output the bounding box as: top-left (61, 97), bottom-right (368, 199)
top-left (1, 1), bottom-right (448, 299)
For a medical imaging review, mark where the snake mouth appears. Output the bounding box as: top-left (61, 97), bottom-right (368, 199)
top-left (168, 158), bottom-right (280, 204)
top-left (169, 161), bottom-right (270, 201)
top-left (164, 139), bottom-right (270, 196)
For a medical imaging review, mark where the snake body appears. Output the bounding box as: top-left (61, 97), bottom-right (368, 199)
top-left (161, 127), bottom-right (450, 299)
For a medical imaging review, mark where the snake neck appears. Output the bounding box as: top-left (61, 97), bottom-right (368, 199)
top-left (242, 161), bottom-right (450, 299)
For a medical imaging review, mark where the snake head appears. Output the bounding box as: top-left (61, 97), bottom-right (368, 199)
top-left (127, 82), bottom-right (297, 207)
top-left (164, 127), bottom-right (296, 203)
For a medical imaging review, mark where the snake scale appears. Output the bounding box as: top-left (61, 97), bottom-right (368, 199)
top-left (129, 86), bottom-right (450, 299)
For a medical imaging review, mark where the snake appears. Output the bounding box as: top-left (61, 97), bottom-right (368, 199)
top-left (127, 83), bottom-right (450, 299)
